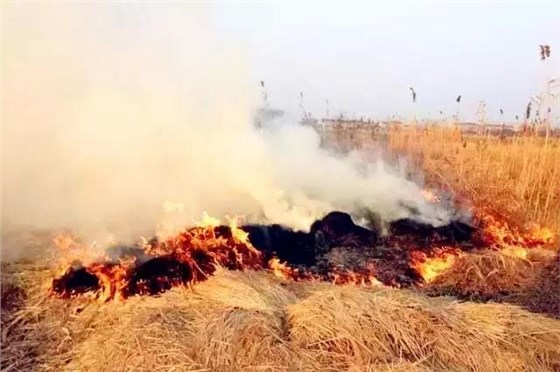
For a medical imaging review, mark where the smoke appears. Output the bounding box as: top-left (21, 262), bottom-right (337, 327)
top-left (257, 122), bottom-right (456, 227)
top-left (2, 3), bottom-right (455, 249)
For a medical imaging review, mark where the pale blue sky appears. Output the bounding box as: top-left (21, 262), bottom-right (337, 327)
top-left (214, 2), bottom-right (560, 122)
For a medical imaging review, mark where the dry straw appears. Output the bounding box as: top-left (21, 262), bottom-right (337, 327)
top-left (3, 266), bottom-right (560, 371)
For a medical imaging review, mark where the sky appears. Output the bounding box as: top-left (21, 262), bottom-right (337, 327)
top-left (213, 1), bottom-right (560, 123)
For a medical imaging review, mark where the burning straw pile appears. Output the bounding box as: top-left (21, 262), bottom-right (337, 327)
top-left (47, 206), bottom-right (556, 309)
top-left (3, 187), bottom-right (560, 372)
top-left (2, 204), bottom-right (559, 371)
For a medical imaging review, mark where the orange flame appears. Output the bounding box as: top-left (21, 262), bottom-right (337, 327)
top-left (421, 189), bottom-right (441, 203)
top-left (51, 207), bottom-right (556, 302)
top-left (330, 269), bottom-right (384, 287)
top-left (268, 257), bottom-right (383, 287)
top-left (501, 246), bottom-right (529, 260)
top-left (527, 225), bottom-right (555, 245)
top-left (410, 249), bottom-right (461, 283)
top-left (225, 215), bottom-right (252, 247)
top-left (479, 214), bottom-right (556, 259)
top-left (268, 257), bottom-right (294, 280)
top-left (52, 213), bottom-right (264, 302)
top-left (52, 233), bottom-right (103, 267)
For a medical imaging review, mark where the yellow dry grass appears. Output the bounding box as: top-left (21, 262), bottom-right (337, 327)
top-left (289, 285), bottom-right (560, 371)
top-left (425, 248), bottom-right (556, 299)
top-left (386, 126), bottom-right (560, 232)
top-left (3, 264), bottom-right (560, 372)
top-left (3, 125), bottom-right (560, 371)
top-left (320, 124), bottom-right (560, 232)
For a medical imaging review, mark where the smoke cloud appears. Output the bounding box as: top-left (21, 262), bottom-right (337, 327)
top-left (2, 3), bottom-right (455, 249)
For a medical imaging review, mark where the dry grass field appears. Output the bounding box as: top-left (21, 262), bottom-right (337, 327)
top-left (2, 263), bottom-right (560, 371)
top-left (324, 124), bottom-right (560, 232)
top-left (387, 126), bottom-right (560, 232)
top-left (2, 124), bottom-right (560, 372)
top-left (3, 2), bottom-right (559, 371)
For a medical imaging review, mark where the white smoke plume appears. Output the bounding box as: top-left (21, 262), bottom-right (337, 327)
top-left (2, 3), bottom-right (454, 249)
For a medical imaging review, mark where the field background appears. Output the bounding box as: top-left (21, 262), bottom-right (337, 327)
top-left (2, 124), bottom-right (560, 371)
top-left (321, 124), bottom-right (560, 233)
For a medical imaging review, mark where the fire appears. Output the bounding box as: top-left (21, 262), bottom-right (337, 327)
top-left (52, 233), bottom-right (104, 267)
top-left (410, 249), bottom-right (461, 283)
top-left (480, 214), bottom-right (555, 248)
top-left (477, 214), bottom-right (556, 264)
top-left (407, 211), bottom-right (556, 283)
top-left (268, 257), bottom-right (293, 280)
top-left (198, 211), bottom-right (222, 228)
top-left (527, 225), bottom-right (555, 245)
top-left (50, 205), bottom-right (556, 302)
top-left (88, 261), bottom-right (131, 302)
top-left (329, 268), bottom-right (384, 287)
top-left (51, 213), bottom-right (264, 302)
top-left (225, 215), bottom-right (252, 246)
top-left (268, 257), bottom-right (383, 286)
top-left (421, 189), bottom-right (441, 203)
top-left (501, 246), bottom-right (529, 260)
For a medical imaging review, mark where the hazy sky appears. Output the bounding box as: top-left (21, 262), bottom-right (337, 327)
top-left (214, 2), bottom-right (560, 122)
